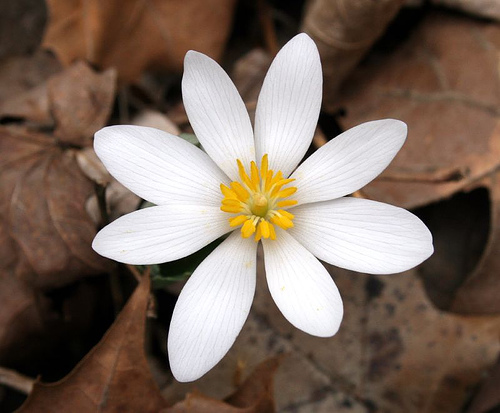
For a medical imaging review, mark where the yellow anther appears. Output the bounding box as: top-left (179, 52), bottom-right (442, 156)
top-left (237, 159), bottom-right (253, 189)
top-left (220, 184), bottom-right (237, 199)
top-left (259, 220), bottom-right (271, 239)
top-left (221, 205), bottom-right (243, 213)
top-left (229, 215), bottom-right (248, 227)
top-left (278, 209), bottom-right (294, 220)
top-left (269, 223), bottom-right (277, 240)
top-left (241, 219), bottom-right (256, 238)
top-left (230, 181), bottom-right (250, 201)
top-left (250, 161), bottom-right (260, 189)
top-left (276, 187), bottom-right (297, 199)
top-left (222, 199), bottom-right (241, 207)
top-left (220, 154), bottom-right (297, 242)
top-left (271, 178), bottom-right (295, 196)
top-left (260, 154), bottom-right (268, 179)
top-left (270, 214), bottom-right (294, 230)
top-left (277, 199), bottom-right (298, 208)
top-left (254, 223), bottom-right (262, 241)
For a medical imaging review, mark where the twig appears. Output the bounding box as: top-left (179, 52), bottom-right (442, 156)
top-left (0, 366), bottom-right (34, 395)
top-left (257, 0), bottom-right (279, 57)
top-left (127, 264), bottom-right (144, 282)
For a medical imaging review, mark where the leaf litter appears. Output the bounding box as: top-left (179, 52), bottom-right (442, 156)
top-left (1, 1), bottom-right (500, 412)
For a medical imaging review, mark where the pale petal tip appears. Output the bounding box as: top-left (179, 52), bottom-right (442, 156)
top-left (377, 118), bottom-right (408, 139)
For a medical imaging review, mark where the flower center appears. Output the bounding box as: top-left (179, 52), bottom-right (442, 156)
top-left (220, 154), bottom-right (298, 241)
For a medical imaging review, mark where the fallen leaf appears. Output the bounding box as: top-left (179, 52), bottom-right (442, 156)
top-left (0, 126), bottom-right (111, 290)
top-left (166, 357), bottom-right (281, 413)
top-left (432, 0), bottom-right (500, 21)
top-left (467, 354), bottom-right (500, 413)
top-left (249, 257), bottom-right (500, 413)
top-left (302, 0), bottom-right (404, 106)
top-left (333, 10), bottom-right (500, 314)
top-left (0, 62), bottom-right (116, 147)
top-left (17, 275), bottom-right (169, 413)
top-left (334, 11), bottom-right (500, 210)
top-left (43, 0), bottom-right (237, 83)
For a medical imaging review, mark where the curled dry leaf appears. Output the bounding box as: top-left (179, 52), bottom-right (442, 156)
top-left (467, 354), bottom-right (500, 413)
top-left (251, 263), bottom-right (500, 413)
top-left (301, 0), bottom-right (404, 106)
top-left (43, 0), bottom-right (237, 83)
top-left (0, 126), bottom-right (111, 290)
top-left (166, 357), bottom-right (281, 413)
top-left (76, 148), bottom-right (141, 227)
top-left (432, 0), bottom-right (500, 21)
top-left (16, 275), bottom-right (282, 413)
top-left (333, 11), bottom-right (500, 314)
top-left (0, 62), bottom-right (116, 147)
top-left (16, 275), bottom-right (169, 413)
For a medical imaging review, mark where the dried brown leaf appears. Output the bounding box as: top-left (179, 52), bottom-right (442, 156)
top-left (252, 262), bottom-right (500, 413)
top-left (43, 0), bottom-right (237, 83)
top-left (0, 126), bottom-right (111, 290)
top-left (302, 0), bottom-right (404, 106)
top-left (334, 11), bottom-right (500, 209)
top-left (0, 62), bottom-right (116, 147)
top-left (16, 275), bottom-right (169, 413)
top-left (165, 356), bottom-right (281, 413)
top-left (467, 355), bottom-right (500, 413)
top-left (333, 11), bottom-right (500, 314)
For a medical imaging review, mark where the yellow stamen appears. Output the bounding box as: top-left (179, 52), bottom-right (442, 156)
top-left (269, 223), bottom-right (277, 240)
top-left (277, 199), bottom-right (298, 208)
top-left (220, 184), bottom-right (237, 199)
top-left (276, 187), bottom-right (297, 199)
top-left (241, 219), bottom-right (256, 238)
top-left (278, 209), bottom-right (294, 220)
top-left (259, 220), bottom-right (271, 239)
top-left (260, 154), bottom-right (268, 179)
top-left (230, 182), bottom-right (249, 201)
top-left (237, 159), bottom-right (253, 189)
top-left (221, 205), bottom-right (243, 214)
top-left (250, 161), bottom-right (260, 188)
top-left (220, 154), bottom-right (297, 242)
top-left (270, 214), bottom-right (294, 230)
top-left (254, 223), bottom-right (262, 241)
top-left (229, 215), bottom-right (248, 227)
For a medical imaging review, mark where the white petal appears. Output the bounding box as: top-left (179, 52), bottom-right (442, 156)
top-left (254, 33), bottom-right (322, 177)
top-left (94, 125), bottom-right (228, 207)
top-left (262, 229), bottom-right (343, 337)
top-left (168, 231), bottom-right (257, 382)
top-left (289, 197), bottom-right (434, 274)
top-left (92, 205), bottom-right (230, 265)
top-left (182, 51), bottom-right (255, 181)
top-left (291, 119), bottom-right (407, 205)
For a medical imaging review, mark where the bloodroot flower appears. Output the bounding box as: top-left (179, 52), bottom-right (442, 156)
top-left (92, 34), bottom-right (433, 382)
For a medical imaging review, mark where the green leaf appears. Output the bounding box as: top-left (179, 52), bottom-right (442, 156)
top-left (136, 235), bottom-right (227, 289)
top-left (179, 133), bottom-right (200, 147)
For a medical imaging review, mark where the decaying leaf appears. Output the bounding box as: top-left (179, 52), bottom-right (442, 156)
top-left (467, 354), bottom-right (500, 413)
top-left (166, 357), bottom-right (281, 413)
top-left (43, 0), bottom-right (237, 82)
top-left (0, 61), bottom-right (117, 365)
top-left (334, 11), bottom-right (500, 210)
top-left (450, 171), bottom-right (500, 313)
top-left (333, 11), bottom-right (500, 314)
top-left (0, 62), bottom-right (116, 147)
top-left (0, 50), bottom-right (61, 103)
top-left (432, 0), bottom-right (500, 21)
top-left (16, 275), bottom-right (282, 412)
top-left (17, 275), bottom-right (169, 413)
top-left (302, 0), bottom-right (404, 106)
top-left (0, 126), bottom-right (110, 290)
top-left (250, 262), bottom-right (500, 413)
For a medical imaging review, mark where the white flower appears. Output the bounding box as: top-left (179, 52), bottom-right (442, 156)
top-left (92, 33), bottom-right (433, 382)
